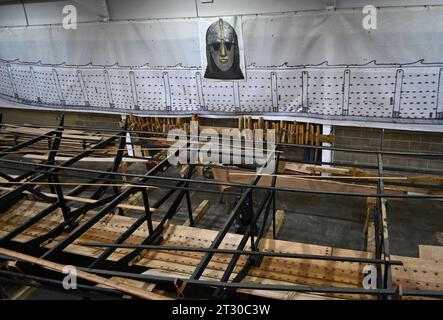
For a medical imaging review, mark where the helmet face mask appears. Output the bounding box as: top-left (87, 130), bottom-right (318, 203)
top-left (204, 19), bottom-right (244, 80)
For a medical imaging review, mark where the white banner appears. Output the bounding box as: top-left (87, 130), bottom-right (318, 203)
top-left (0, 7), bottom-right (443, 126)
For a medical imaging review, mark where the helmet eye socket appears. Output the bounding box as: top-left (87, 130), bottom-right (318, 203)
top-left (212, 43), bottom-right (220, 51)
top-left (211, 42), bottom-right (232, 51)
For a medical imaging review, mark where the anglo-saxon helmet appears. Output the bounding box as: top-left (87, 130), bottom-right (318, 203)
top-left (204, 19), bottom-right (244, 80)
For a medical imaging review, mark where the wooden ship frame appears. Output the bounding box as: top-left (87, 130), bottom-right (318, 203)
top-left (0, 114), bottom-right (442, 300)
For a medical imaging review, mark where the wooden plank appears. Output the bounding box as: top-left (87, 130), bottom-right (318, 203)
top-left (99, 276), bottom-right (156, 293)
top-left (179, 165), bottom-right (190, 177)
top-left (366, 222), bottom-right (375, 252)
top-left (285, 162), bottom-right (313, 174)
top-left (0, 186), bottom-right (157, 214)
top-left (5, 127), bottom-right (103, 142)
top-left (143, 268), bottom-right (342, 300)
top-left (419, 245), bottom-right (443, 260)
top-left (288, 164), bottom-right (441, 195)
top-left (0, 247), bottom-right (172, 300)
top-left (9, 286), bottom-right (35, 300)
top-left (0, 202), bottom-right (372, 290)
top-left (314, 125), bottom-right (320, 161)
top-left (363, 197), bottom-right (376, 234)
top-left (183, 200), bottom-right (210, 227)
top-left (23, 154), bottom-right (147, 163)
top-left (0, 208), bottom-right (368, 290)
top-left (286, 162), bottom-right (371, 177)
top-left (121, 191), bottom-right (143, 215)
top-left (224, 168), bottom-right (404, 195)
top-left (264, 210), bottom-right (285, 238)
top-left (0, 200), bottom-right (442, 299)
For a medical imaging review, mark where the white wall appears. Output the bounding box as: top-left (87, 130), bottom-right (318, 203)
top-left (196, 0), bottom-right (325, 16)
top-left (0, 4), bottom-right (27, 27)
top-left (1, 2), bottom-right (443, 127)
top-left (108, 0), bottom-right (197, 19)
top-left (2, 0), bottom-right (443, 27)
top-left (24, 0), bottom-right (108, 25)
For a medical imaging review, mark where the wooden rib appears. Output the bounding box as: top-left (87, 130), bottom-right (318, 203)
top-left (0, 200), bottom-right (441, 299)
top-left (0, 182), bottom-right (157, 189)
top-left (4, 127), bottom-right (103, 142)
top-left (0, 186), bottom-right (157, 213)
top-left (264, 209), bottom-right (285, 239)
top-left (0, 203), bottom-right (366, 291)
top-left (228, 172), bottom-right (406, 180)
top-left (0, 247), bottom-right (172, 300)
top-left (183, 200), bottom-right (210, 227)
top-left (213, 167), bottom-right (405, 195)
top-left (419, 245), bottom-right (443, 260)
top-left (286, 162), bottom-right (372, 177)
top-left (23, 154), bottom-right (147, 163)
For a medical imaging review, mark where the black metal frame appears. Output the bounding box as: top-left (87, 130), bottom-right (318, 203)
top-left (0, 115), bottom-right (442, 300)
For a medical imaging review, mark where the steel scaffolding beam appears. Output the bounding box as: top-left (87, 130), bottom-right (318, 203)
top-left (0, 116), bottom-right (441, 300)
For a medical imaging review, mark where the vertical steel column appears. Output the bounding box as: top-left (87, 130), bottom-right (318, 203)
top-left (248, 191), bottom-right (255, 250)
top-left (185, 190), bottom-right (194, 227)
top-left (46, 115), bottom-right (70, 222)
top-left (374, 129), bottom-right (393, 298)
top-left (0, 134), bottom-right (120, 244)
top-left (87, 181), bottom-right (184, 269)
top-left (112, 164), bottom-right (196, 268)
top-left (40, 151), bottom-right (174, 260)
top-left (212, 190), bottom-right (273, 298)
top-left (187, 150), bottom-right (275, 283)
top-left (109, 119), bottom-right (128, 215)
top-left (377, 153), bottom-right (392, 296)
top-left (142, 188), bottom-right (153, 234)
top-left (272, 130), bottom-right (282, 239)
top-left (374, 164), bottom-right (383, 292)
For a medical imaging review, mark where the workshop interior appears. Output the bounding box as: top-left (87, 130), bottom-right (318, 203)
top-left (0, 0), bottom-right (442, 302)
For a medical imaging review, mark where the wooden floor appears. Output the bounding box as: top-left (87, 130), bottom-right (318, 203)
top-left (0, 199), bottom-right (442, 300)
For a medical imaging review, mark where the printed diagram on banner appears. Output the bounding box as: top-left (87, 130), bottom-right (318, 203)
top-left (1, 59), bottom-right (443, 122)
top-left (199, 16), bottom-right (246, 81)
top-left (1, 10), bottom-right (443, 124)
